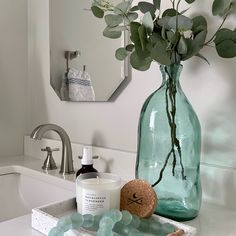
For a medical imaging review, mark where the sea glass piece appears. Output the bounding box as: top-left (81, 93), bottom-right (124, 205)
top-left (70, 213), bottom-right (84, 230)
top-left (149, 220), bottom-right (162, 234)
top-left (93, 215), bottom-right (102, 229)
top-left (128, 231), bottom-right (143, 236)
top-left (162, 223), bottom-right (176, 234)
top-left (138, 218), bottom-right (151, 232)
top-left (96, 228), bottom-right (113, 236)
top-left (82, 214), bottom-right (94, 228)
top-left (130, 214), bottom-right (141, 228)
top-left (104, 209), bottom-right (122, 222)
top-left (120, 210), bottom-right (133, 225)
top-left (113, 222), bottom-right (139, 235)
top-left (48, 227), bottom-right (64, 236)
top-left (57, 216), bottom-right (73, 232)
top-left (99, 216), bottom-right (115, 230)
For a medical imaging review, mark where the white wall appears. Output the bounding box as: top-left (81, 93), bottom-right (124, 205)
top-left (28, 0), bottom-right (236, 169)
top-left (0, 0), bottom-right (28, 157)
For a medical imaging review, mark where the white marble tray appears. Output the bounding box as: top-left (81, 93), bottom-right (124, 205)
top-left (32, 198), bottom-right (197, 236)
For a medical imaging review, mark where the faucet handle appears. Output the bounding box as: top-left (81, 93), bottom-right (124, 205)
top-left (41, 146), bottom-right (58, 171)
top-left (41, 146), bottom-right (60, 153)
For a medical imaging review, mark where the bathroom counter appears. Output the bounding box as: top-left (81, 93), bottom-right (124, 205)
top-left (1, 200), bottom-right (236, 236)
top-left (0, 155), bottom-right (236, 236)
top-left (0, 155), bottom-right (76, 183)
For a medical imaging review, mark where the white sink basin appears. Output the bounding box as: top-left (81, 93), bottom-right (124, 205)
top-left (0, 166), bottom-right (75, 222)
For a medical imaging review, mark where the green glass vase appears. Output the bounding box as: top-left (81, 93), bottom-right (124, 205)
top-left (136, 64), bottom-right (202, 221)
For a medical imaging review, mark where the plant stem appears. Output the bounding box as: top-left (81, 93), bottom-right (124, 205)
top-left (151, 148), bottom-right (174, 187)
top-left (204, 6), bottom-right (232, 46)
top-left (152, 67), bottom-right (186, 188)
top-left (171, 0), bottom-right (175, 9)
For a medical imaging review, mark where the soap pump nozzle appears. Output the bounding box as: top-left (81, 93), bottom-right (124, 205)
top-left (76, 146), bottom-right (98, 178)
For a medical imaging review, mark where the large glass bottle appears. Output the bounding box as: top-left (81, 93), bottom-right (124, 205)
top-left (136, 64), bottom-right (202, 221)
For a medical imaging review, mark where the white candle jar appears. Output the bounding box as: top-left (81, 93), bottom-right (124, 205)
top-left (76, 173), bottom-right (121, 215)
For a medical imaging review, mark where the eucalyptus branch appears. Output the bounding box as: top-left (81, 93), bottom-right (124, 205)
top-left (204, 6), bottom-right (232, 46)
top-left (176, 0), bottom-right (181, 11)
top-left (152, 148), bottom-right (174, 187)
top-left (152, 67), bottom-right (187, 187)
top-left (170, 0), bottom-right (175, 9)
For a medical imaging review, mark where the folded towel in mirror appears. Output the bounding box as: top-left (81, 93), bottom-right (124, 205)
top-left (62, 68), bottom-right (96, 102)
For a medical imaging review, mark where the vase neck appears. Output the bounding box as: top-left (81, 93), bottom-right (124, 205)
top-left (160, 64), bottom-right (183, 84)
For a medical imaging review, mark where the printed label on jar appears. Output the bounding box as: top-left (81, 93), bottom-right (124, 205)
top-left (82, 189), bottom-right (110, 215)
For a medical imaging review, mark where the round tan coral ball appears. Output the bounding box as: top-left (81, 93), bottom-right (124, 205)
top-left (120, 179), bottom-right (157, 218)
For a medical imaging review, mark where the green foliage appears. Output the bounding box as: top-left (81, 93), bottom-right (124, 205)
top-left (168, 15), bottom-right (193, 31)
top-left (212, 0), bottom-right (233, 16)
top-left (103, 27), bottom-right (122, 39)
top-left (138, 2), bottom-right (156, 17)
top-left (142, 12), bottom-right (154, 33)
top-left (91, 0), bottom-right (236, 70)
top-left (91, 6), bottom-right (104, 18)
top-left (153, 0), bottom-right (161, 10)
top-left (214, 29), bottom-right (236, 58)
top-left (105, 14), bottom-right (123, 27)
top-left (116, 48), bottom-right (129, 60)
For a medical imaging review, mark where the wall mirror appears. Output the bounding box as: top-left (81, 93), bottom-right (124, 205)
top-left (49, 0), bottom-right (129, 102)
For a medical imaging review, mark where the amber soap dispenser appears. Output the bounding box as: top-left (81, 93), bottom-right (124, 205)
top-left (76, 146), bottom-right (98, 178)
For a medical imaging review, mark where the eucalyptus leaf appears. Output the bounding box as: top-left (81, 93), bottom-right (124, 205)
top-left (126, 44), bottom-right (135, 52)
top-left (215, 40), bottom-right (236, 58)
top-left (138, 25), bottom-right (148, 50)
top-left (161, 26), bottom-right (166, 40)
top-left (130, 22), bottom-right (149, 58)
top-left (168, 15), bottom-right (193, 31)
top-left (153, 0), bottom-right (161, 10)
top-left (105, 14), bottom-right (123, 27)
top-left (130, 22), bottom-right (141, 43)
top-left (196, 53), bottom-right (210, 65)
top-left (214, 28), bottom-right (236, 45)
top-left (162, 8), bottom-right (178, 17)
top-left (114, 1), bottom-right (131, 15)
top-left (177, 36), bottom-right (188, 54)
top-left (142, 12), bottom-right (154, 34)
top-left (192, 30), bottom-right (207, 52)
top-left (103, 27), bottom-right (122, 39)
top-left (150, 33), bottom-right (161, 46)
top-left (185, 0), bottom-right (195, 3)
top-left (130, 5), bottom-right (139, 11)
top-left (167, 30), bottom-right (178, 44)
top-left (91, 6), bottom-right (104, 18)
top-left (125, 12), bottom-right (139, 23)
top-left (146, 42), bottom-right (153, 51)
top-left (151, 39), bottom-right (172, 65)
top-left (192, 16), bottom-right (207, 35)
top-left (214, 28), bottom-right (236, 58)
top-left (182, 38), bottom-right (194, 60)
top-left (138, 2), bottom-right (156, 17)
top-left (158, 16), bottom-right (171, 30)
top-left (130, 51), bottom-right (152, 71)
top-left (212, 0), bottom-right (233, 16)
top-left (115, 48), bottom-right (129, 60)
top-left (182, 30), bottom-right (207, 59)
top-left (107, 25), bottom-right (127, 32)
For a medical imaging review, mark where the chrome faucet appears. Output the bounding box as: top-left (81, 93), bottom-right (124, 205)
top-left (30, 124), bottom-right (75, 175)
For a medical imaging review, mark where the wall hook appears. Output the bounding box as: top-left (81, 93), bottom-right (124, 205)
top-left (64, 50), bottom-right (81, 72)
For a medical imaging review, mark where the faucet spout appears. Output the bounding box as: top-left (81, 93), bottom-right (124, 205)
top-left (30, 124), bottom-right (75, 175)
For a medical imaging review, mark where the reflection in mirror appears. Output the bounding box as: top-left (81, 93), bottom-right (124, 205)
top-left (49, 0), bottom-right (129, 102)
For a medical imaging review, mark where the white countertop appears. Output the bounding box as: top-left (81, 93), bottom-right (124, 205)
top-left (0, 155), bottom-right (236, 236)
